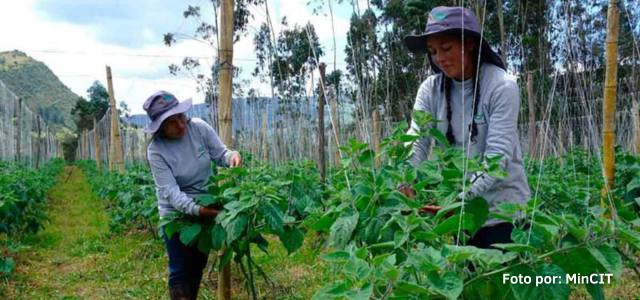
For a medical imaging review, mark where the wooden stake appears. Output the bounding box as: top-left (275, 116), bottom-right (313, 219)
top-left (318, 63), bottom-right (327, 184)
top-left (262, 106), bottom-right (268, 162)
top-left (106, 66), bottom-right (124, 174)
top-left (497, 0), bottom-right (507, 69)
top-left (36, 115), bottom-right (41, 168)
top-left (633, 100), bottom-right (640, 155)
top-left (527, 72), bottom-right (536, 158)
top-left (94, 118), bottom-right (102, 170)
top-left (218, 0), bottom-right (234, 298)
top-left (373, 108), bottom-right (381, 168)
top-left (16, 98), bottom-right (22, 163)
top-left (602, 0), bottom-right (619, 217)
top-left (330, 87), bottom-right (340, 167)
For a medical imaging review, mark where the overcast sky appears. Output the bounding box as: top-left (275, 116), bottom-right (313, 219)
top-left (0, 0), bottom-right (368, 114)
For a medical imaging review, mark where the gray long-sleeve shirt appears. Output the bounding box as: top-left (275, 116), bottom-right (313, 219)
top-left (407, 64), bottom-right (531, 226)
top-left (148, 118), bottom-right (236, 218)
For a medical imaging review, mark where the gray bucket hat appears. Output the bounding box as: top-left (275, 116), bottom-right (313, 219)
top-left (403, 6), bottom-right (505, 73)
top-left (142, 91), bottom-right (192, 134)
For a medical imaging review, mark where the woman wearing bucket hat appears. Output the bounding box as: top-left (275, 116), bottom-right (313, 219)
top-left (400, 7), bottom-right (531, 249)
top-left (143, 91), bottom-right (241, 300)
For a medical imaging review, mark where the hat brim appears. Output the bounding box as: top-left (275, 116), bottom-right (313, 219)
top-left (404, 30), bottom-right (505, 73)
top-left (143, 98), bottom-right (192, 134)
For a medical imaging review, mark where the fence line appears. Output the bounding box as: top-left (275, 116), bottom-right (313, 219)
top-left (0, 79), bottom-right (60, 166)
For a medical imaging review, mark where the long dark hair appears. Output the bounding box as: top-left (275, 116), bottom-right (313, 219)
top-left (440, 42), bottom-right (482, 146)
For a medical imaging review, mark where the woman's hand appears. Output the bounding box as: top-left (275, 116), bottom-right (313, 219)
top-left (199, 206), bottom-right (220, 217)
top-left (229, 152), bottom-right (242, 167)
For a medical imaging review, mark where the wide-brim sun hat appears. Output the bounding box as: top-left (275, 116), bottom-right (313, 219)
top-left (142, 90), bottom-right (192, 134)
top-left (403, 6), bottom-right (505, 73)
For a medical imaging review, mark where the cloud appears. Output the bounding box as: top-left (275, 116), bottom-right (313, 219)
top-left (0, 0), bottom-right (355, 116)
top-left (33, 0), bottom-right (194, 48)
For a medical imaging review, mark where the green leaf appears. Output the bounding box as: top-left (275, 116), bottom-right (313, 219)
top-left (196, 194), bottom-right (220, 206)
top-left (444, 245), bottom-right (480, 263)
top-left (396, 281), bottom-right (431, 295)
top-left (489, 212), bottom-right (515, 223)
top-left (320, 251), bottom-right (351, 263)
top-left (163, 221), bottom-right (183, 240)
top-left (618, 226), bottom-right (640, 250)
top-left (330, 213), bottom-right (359, 249)
top-left (259, 202), bottom-right (284, 233)
top-left (512, 227), bottom-right (545, 249)
top-left (310, 214), bottom-right (336, 232)
top-left (429, 128), bottom-right (450, 148)
top-left (465, 197), bottom-right (489, 235)
top-left (586, 283), bottom-right (605, 300)
top-left (433, 214), bottom-right (475, 235)
top-left (211, 224), bottom-right (227, 251)
top-left (510, 264), bottom-right (570, 300)
top-left (346, 282), bottom-right (373, 300)
top-left (218, 248), bottom-right (234, 268)
top-left (358, 150), bottom-right (375, 167)
top-left (426, 271), bottom-right (463, 300)
top-left (588, 245), bottom-right (622, 281)
top-left (496, 202), bottom-right (520, 214)
top-left (409, 247), bottom-right (446, 272)
top-left (179, 224), bottom-right (202, 246)
top-left (627, 177), bottom-right (640, 192)
top-left (344, 256), bottom-right (371, 279)
top-left (359, 217), bottom-right (382, 245)
top-left (226, 214), bottom-right (247, 244)
top-left (279, 227), bottom-right (304, 255)
top-left (399, 134), bottom-right (420, 142)
top-left (394, 230), bottom-right (409, 248)
top-left (312, 281), bottom-right (349, 300)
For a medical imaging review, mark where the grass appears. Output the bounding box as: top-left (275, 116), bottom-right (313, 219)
top-left (1, 166), bottom-right (335, 300)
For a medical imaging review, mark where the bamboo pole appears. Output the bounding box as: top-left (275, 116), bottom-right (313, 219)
top-left (218, 0), bottom-right (234, 298)
top-left (106, 66), bottom-right (124, 174)
top-left (373, 108), bottom-right (381, 168)
top-left (602, 0), bottom-right (619, 217)
top-left (16, 98), bottom-right (22, 163)
top-left (94, 118), bottom-right (102, 170)
top-left (318, 63), bottom-right (327, 183)
top-left (527, 72), bottom-right (536, 158)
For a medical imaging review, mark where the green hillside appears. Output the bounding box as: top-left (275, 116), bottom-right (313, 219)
top-left (0, 50), bottom-right (78, 131)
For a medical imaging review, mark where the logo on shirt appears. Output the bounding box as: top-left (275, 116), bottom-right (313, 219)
top-left (198, 145), bottom-right (205, 153)
top-left (474, 114), bottom-right (484, 121)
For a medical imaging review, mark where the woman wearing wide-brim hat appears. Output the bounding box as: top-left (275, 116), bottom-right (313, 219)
top-left (143, 90), bottom-right (241, 300)
top-left (399, 6), bottom-right (531, 249)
